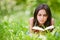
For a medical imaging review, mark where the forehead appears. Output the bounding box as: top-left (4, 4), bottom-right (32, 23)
top-left (38, 9), bottom-right (47, 14)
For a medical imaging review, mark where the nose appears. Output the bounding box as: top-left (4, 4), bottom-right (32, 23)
top-left (41, 15), bottom-right (44, 19)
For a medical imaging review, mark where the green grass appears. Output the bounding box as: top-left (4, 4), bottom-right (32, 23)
top-left (0, 0), bottom-right (60, 40)
top-left (0, 12), bottom-right (60, 40)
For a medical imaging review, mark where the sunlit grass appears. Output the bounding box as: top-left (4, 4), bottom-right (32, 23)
top-left (0, 0), bottom-right (60, 40)
top-left (0, 12), bottom-right (60, 40)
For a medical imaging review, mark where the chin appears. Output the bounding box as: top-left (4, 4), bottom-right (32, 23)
top-left (40, 22), bottom-right (44, 25)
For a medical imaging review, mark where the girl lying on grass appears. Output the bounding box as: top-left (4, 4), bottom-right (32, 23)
top-left (29, 4), bottom-right (54, 34)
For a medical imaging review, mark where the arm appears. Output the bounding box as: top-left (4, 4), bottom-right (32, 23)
top-left (29, 17), bottom-right (34, 33)
top-left (51, 18), bottom-right (54, 25)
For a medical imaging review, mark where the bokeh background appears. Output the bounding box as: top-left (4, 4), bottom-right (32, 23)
top-left (0, 0), bottom-right (60, 40)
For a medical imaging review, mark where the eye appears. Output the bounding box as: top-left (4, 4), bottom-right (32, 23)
top-left (43, 14), bottom-right (48, 17)
top-left (38, 14), bottom-right (41, 16)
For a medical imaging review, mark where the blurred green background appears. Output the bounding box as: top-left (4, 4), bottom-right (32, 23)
top-left (0, 0), bottom-right (60, 40)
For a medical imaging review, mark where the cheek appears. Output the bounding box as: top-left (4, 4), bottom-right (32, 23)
top-left (44, 17), bottom-right (48, 22)
top-left (37, 16), bottom-right (48, 23)
top-left (37, 16), bottom-right (41, 21)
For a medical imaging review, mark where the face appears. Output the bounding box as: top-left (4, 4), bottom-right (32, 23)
top-left (37, 9), bottom-right (48, 25)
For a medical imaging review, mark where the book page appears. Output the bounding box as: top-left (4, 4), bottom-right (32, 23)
top-left (32, 25), bottom-right (54, 31)
top-left (45, 25), bottom-right (54, 30)
top-left (32, 26), bottom-right (44, 31)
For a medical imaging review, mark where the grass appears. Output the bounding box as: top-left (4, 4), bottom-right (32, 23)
top-left (0, 0), bottom-right (60, 40)
top-left (0, 12), bottom-right (60, 40)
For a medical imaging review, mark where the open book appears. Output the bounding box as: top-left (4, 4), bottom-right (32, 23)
top-left (32, 25), bottom-right (54, 31)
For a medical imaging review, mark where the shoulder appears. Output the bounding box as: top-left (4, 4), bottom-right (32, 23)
top-left (51, 18), bottom-right (54, 21)
top-left (29, 17), bottom-right (34, 24)
top-left (51, 18), bottom-right (54, 25)
top-left (29, 17), bottom-right (34, 21)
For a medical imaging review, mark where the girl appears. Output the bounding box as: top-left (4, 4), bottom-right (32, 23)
top-left (29, 4), bottom-right (54, 33)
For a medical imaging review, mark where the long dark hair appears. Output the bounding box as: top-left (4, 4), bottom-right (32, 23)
top-left (33, 4), bottom-right (52, 27)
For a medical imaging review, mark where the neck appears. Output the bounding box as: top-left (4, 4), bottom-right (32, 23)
top-left (39, 23), bottom-right (43, 27)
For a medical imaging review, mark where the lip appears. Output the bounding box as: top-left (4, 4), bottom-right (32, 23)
top-left (40, 20), bottom-right (44, 22)
top-left (40, 21), bottom-right (44, 23)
